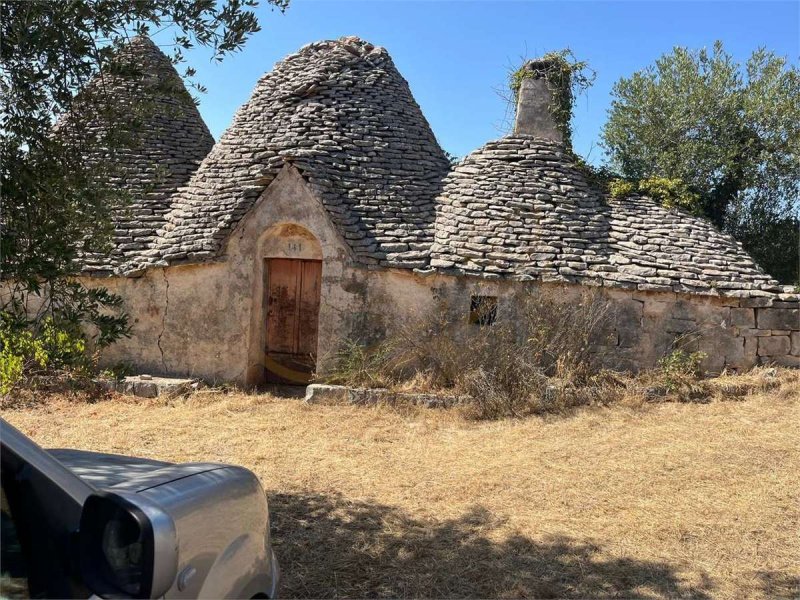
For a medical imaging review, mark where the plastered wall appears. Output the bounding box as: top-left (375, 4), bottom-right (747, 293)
top-left (84, 166), bottom-right (799, 386)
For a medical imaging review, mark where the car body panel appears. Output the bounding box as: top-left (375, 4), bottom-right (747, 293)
top-left (137, 467), bottom-right (276, 599)
top-left (48, 449), bottom-right (172, 489)
top-left (1, 420), bottom-right (279, 599)
top-left (1, 421), bottom-right (95, 598)
top-left (1, 422), bottom-right (94, 511)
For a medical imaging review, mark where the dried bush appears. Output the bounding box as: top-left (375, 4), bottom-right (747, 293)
top-left (323, 289), bottom-right (619, 418)
top-left (322, 338), bottom-right (396, 389)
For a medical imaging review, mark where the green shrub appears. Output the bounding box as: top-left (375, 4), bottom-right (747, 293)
top-left (638, 177), bottom-right (701, 213)
top-left (608, 176), bottom-right (702, 215)
top-left (658, 349), bottom-right (706, 378)
top-left (0, 316), bottom-right (91, 394)
top-left (1, 281), bottom-right (130, 395)
top-left (656, 349), bottom-right (707, 395)
top-left (608, 178), bottom-right (636, 198)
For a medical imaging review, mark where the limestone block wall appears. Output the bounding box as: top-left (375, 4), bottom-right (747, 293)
top-left (591, 290), bottom-right (799, 371)
top-left (355, 275), bottom-right (799, 375)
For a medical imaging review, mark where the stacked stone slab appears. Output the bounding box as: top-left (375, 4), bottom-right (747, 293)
top-left (738, 299), bottom-right (800, 365)
top-left (74, 37), bottom-right (214, 275)
top-left (82, 36), bottom-right (791, 303)
top-left (131, 36), bottom-right (451, 272)
top-left (66, 37), bottom-right (796, 379)
top-left (431, 135), bottom-right (787, 299)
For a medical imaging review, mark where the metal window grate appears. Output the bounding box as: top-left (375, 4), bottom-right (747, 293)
top-left (469, 295), bottom-right (498, 326)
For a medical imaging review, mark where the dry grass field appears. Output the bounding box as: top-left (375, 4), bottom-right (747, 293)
top-left (4, 371), bottom-right (799, 599)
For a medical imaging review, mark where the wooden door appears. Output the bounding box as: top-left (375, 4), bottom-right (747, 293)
top-left (265, 258), bottom-right (322, 384)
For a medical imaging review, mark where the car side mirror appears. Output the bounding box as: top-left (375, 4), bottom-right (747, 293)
top-left (79, 491), bottom-right (178, 599)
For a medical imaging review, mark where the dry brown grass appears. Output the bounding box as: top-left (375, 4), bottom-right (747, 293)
top-left (4, 371), bottom-right (799, 599)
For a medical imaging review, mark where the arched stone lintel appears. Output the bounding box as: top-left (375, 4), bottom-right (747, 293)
top-left (258, 222), bottom-right (323, 261)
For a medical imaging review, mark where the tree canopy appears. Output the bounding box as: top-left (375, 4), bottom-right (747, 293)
top-left (602, 41), bottom-right (800, 284)
top-left (0, 0), bottom-right (287, 389)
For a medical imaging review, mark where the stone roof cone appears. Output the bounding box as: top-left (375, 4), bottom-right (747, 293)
top-left (429, 54), bottom-right (781, 295)
top-left (74, 36), bottom-right (214, 275)
top-left (137, 36), bottom-right (451, 271)
top-left (81, 35), bottom-right (786, 298)
top-left (431, 136), bottom-right (779, 294)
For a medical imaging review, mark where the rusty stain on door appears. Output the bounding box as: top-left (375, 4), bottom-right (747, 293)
top-left (265, 258), bottom-right (322, 384)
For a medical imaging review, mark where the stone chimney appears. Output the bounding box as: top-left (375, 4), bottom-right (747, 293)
top-left (513, 58), bottom-right (566, 143)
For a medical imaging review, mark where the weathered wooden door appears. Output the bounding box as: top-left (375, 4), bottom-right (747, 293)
top-left (265, 258), bottom-right (322, 384)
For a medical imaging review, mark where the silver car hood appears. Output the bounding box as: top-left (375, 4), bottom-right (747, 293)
top-left (48, 449), bottom-right (225, 492)
top-left (46, 447), bottom-right (279, 598)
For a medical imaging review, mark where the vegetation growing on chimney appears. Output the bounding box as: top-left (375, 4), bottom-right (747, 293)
top-left (509, 49), bottom-right (595, 146)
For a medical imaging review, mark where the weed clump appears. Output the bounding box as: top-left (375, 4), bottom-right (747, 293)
top-left (323, 290), bottom-right (620, 419)
top-left (321, 291), bottom-right (791, 419)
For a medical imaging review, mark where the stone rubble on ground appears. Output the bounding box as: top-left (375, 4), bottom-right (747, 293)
top-left (304, 383), bottom-right (462, 408)
top-left (98, 375), bottom-right (204, 398)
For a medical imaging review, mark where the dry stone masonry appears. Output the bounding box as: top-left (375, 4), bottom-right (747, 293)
top-left (70, 36), bottom-right (798, 379)
top-left (431, 136), bottom-right (784, 297)
top-left (75, 37), bottom-right (214, 275)
top-left (133, 36), bottom-right (451, 272)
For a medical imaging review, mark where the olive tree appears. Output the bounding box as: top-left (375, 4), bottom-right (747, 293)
top-left (0, 0), bottom-right (287, 389)
top-left (602, 42), bottom-right (799, 283)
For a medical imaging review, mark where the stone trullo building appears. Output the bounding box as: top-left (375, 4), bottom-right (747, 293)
top-left (76, 36), bottom-right (798, 385)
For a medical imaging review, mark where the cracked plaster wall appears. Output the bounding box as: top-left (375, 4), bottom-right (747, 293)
top-left (81, 166), bottom-right (799, 385)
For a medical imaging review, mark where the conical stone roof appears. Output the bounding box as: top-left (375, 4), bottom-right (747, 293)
top-left (136, 36), bottom-right (450, 271)
top-left (89, 36), bottom-right (789, 299)
top-left (77, 36), bottom-right (214, 275)
top-left (431, 135), bottom-right (782, 297)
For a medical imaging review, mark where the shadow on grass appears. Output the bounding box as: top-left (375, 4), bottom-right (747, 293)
top-left (753, 571), bottom-right (799, 599)
top-left (270, 491), bottom-right (713, 599)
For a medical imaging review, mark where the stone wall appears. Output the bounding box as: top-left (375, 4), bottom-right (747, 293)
top-left (88, 267), bottom-right (799, 386)
top-left (87, 255), bottom-right (798, 387)
top-left (354, 275), bottom-right (799, 375)
top-left (81, 164), bottom-right (798, 386)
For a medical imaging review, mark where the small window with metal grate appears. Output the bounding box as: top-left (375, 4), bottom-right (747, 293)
top-left (469, 295), bottom-right (498, 326)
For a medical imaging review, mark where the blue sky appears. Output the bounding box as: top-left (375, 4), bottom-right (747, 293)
top-left (165, 0), bottom-right (799, 164)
